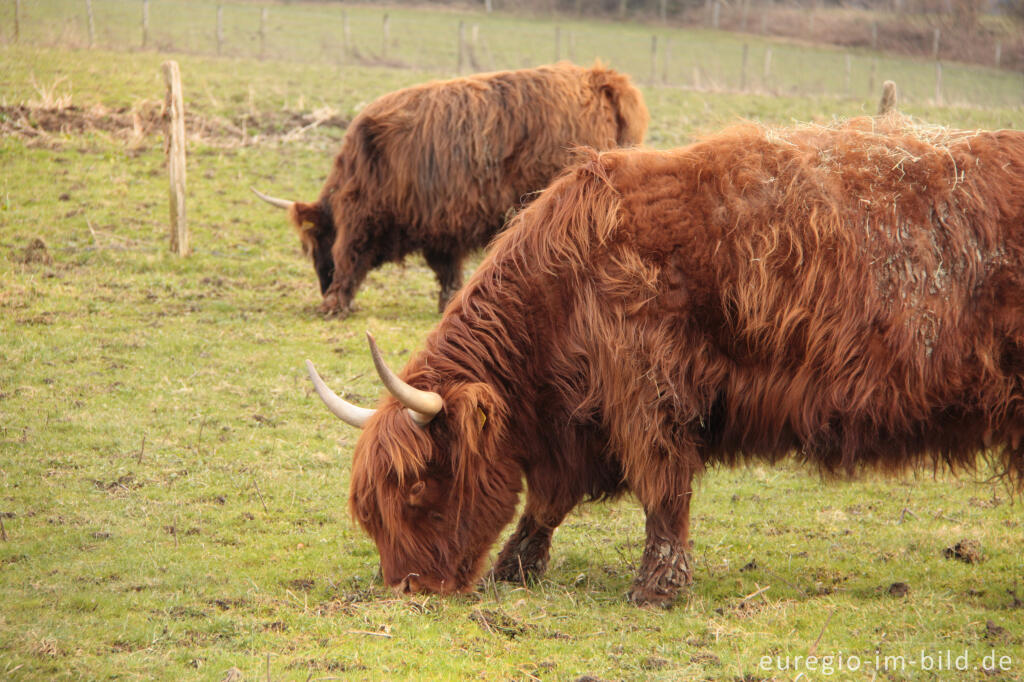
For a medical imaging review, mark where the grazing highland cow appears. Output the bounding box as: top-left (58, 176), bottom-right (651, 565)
top-left (305, 117), bottom-right (1024, 606)
top-left (254, 62), bottom-right (647, 315)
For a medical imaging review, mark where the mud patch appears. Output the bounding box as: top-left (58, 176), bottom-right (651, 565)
top-left (943, 539), bottom-right (984, 564)
top-left (469, 608), bottom-right (529, 639)
top-left (13, 238), bottom-right (54, 266)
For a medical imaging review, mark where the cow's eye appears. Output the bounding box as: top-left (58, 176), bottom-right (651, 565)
top-left (429, 512), bottom-right (444, 522)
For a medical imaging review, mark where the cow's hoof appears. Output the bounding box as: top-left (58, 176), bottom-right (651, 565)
top-left (491, 557), bottom-right (542, 584)
top-left (319, 302), bottom-right (352, 319)
top-left (626, 582), bottom-right (679, 608)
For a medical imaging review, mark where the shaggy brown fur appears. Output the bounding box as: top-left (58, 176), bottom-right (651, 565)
top-left (280, 62), bottom-right (647, 315)
top-left (341, 116), bottom-right (1024, 606)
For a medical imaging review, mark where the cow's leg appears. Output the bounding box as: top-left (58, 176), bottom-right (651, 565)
top-left (627, 471), bottom-right (694, 608)
top-left (424, 250), bottom-right (463, 314)
top-left (321, 248), bottom-right (375, 317)
top-left (492, 492), bottom-right (579, 583)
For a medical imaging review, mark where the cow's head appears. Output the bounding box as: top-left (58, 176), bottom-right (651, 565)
top-left (305, 334), bottom-right (520, 594)
top-left (252, 188), bottom-right (337, 294)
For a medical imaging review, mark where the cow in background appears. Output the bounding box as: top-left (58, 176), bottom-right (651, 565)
top-left (255, 62), bottom-right (648, 315)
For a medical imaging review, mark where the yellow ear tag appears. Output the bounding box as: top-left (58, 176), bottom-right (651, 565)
top-left (477, 407), bottom-right (487, 430)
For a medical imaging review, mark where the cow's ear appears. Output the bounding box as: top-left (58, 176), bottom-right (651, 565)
top-left (289, 202), bottom-right (323, 255)
top-left (407, 480), bottom-right (427, 507)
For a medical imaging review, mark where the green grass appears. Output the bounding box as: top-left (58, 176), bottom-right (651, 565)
top-left (1, 25), bottom-right (1023, 682)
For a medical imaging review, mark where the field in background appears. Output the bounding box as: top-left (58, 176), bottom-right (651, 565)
top-left (1, 3), bottom-right (1024, 679)
top-left (2, 1), bottom-right (1023, 108)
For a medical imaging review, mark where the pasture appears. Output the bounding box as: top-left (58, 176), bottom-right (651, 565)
top-left (2, 5), bottom-right (1024, 679)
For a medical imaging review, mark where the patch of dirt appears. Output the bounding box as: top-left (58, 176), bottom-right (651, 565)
top-left (469, 608), bottom-right (529, 639)
top-left (0, 102), bottom-right (350, 148)
top-left (286, 578), bottom-right (315, 592)
top-left (943, 539), bottom-right (984, 563)
top-left (888, 581), bottom-right (910, 597)
top-left (90, 473), bottom-right (143, 494)
top-left (13, 238), bottom-right (53, 266)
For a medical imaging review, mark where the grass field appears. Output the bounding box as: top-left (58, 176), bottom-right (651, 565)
top-left (1, 6), bottom-right (1024, 679)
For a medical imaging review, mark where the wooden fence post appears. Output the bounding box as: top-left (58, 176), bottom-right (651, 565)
top-left (162, 61), bottom-right (189, 257)
top-left (870, 21), bottom-right (878, 50)
top-left (763, 47), bottom-right (772, 91)
top-left (259, 7), bottom-right (267, 60)
top-left (869, 58), bottom-right (877, 96)
top-left (662, 37), bottom-right (670, 84)
top-left (878, 79), bottom-right (897, 114)
top-left (712, 0), bottom-right (720, 29)
top-left (86, 0), bottom-right (95, 48)
top-left (649, 35), bottom-right (657, 84)
top-left (485, 0), bottom-right (492, 12)
top-left (568, 30), bottom-right (575, 63)
top-left (932, 27), bottom-right (940, 59)
top-left (554, 25), bottom-right (560, 62)
top-left (457, 20), bottom-right (465, 74)
top-left (659, 0), bottom-right (667, 22)
top-left (995, 41), bottom-right (1002, 68)
top-left (934, 61), bottom-right (943, 105)
top-left (382, 13), bottom-right (389, 60)
top-left (741, 0), bottom-right (749, 32)
top-left (740, 43), bottom-right (749, 91)
top-left (342, 9), bottom-right (350, 58)
top-left (142, 0), bottom-right (149, 48)
top-left (216, 5), bottom-right (223, 56)
top-left (844, 53), bottom-right (851, 97)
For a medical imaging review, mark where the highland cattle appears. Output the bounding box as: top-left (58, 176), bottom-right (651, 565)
top-left (306, 117), bottom-right (1024, 606)
top-left (255, 62), bottom-right (648, 315)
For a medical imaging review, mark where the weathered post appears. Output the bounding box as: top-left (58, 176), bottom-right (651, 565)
top-left (878, 79), bottom-right (897, 115)
top-left (741, 0), bottom-right (749, 31)
top-left (932, 27), bottom-right (940, 59)
top-left (457, 20), bottom-right (465, 74)
top-left (86, 0), bottom-right (95, 48)
top-left (712, 0), bottom-right (720, 29)
top-left (162, 61), bottom-right (188, 257)
top-left (382, 13), bottom-right (390, 60)
top-left (662, 37), bottom-right (670, 84)
top-left (216, 5), bottom-right (223, 56)
top-left (995, 41), bottom-right (1002, 68)
top-left (763, 47), bottom-right (772, 90)
top-left (568, 30), bottom-right (575, 63)
top-left (659, 0), bottom-right (667, 22)
top-left (142, 0), bottom-right (149, 48)
top-left (649, 35), bottom-right (657, 84)
top-left (740, 43), bottom-right (749, 91)
top-left (934, 61), bottom-right (943, 105)
top-left (870, 21), bottom-right (878, 50)
top-left (485, 0), bottom-right (492, 12)
top-left (342, 9), bottom-right (350, 58)
top-left (554, 25), bottom-right (560, 62)
top-left (259, 7), bottom-right (267, 60)
top-left (869, 58), bottom-right (877, 96)
top-left (844, 53), bottom-right (851, 97)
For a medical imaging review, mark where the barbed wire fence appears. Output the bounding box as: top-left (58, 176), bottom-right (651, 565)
top-left (4, 0), bottom-right (1023, 108)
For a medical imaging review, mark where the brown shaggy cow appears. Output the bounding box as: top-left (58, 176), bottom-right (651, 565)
top-left (305, 116), bottom-right (1024, 606)
top-left (255, 62), bottom-right (648, 315)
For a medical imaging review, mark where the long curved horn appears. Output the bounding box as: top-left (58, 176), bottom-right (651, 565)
top-left (366, 332), bottom-right (443, 426)
top-left (251, 187), bottom-right (295, 210)
top-left (305, 360), bottom-right (375, 428)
